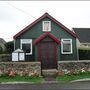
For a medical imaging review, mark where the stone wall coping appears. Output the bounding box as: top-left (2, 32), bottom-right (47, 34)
top-left (0, 62), bottom-right (41, 64)
top-left (58, 60), bottom-right (90, 63)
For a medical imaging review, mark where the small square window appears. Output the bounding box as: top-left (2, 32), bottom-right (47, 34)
top-left (20, 39), bottom-right (32, 55)
top-left (43, 21), bottom-right (51, 32)
top-left (22, 44), bottom-right (31, 53)
top-left (61, 39), bottom-right (72, 54)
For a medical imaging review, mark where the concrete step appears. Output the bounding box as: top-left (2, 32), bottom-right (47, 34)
top-left (42, 69), bottom-right (58, 76)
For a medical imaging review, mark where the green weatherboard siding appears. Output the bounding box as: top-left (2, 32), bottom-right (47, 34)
top-left (15, 17), bottom-right (78, 61)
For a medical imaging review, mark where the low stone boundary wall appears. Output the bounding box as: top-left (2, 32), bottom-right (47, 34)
top-left (0, 62), bottom-right (41, 76)
top-left (58, 60), bottom-right (90, 74)
top-left (1, 61), bottom-right (90, 76)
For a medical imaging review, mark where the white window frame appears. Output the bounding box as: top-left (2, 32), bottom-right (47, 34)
top-left (42, 21), bottom-right (51, 32)
top-left (20, 39), bottom-right (32, 55)
top-left (61, 39), bottom-right (72, 54)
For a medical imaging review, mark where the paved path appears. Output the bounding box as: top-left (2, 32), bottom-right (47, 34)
top-left (43, 76), bottom-right (58, 83)
top-left (0, 81), bottom-right (90, 90)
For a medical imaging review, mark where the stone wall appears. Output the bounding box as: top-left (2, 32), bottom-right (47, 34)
top-left (58, 60), bottom-right (90, 73)
top-left (1, 61), bottom-right (90, 76)
top-left (0, 62), bottom-right (41, 76)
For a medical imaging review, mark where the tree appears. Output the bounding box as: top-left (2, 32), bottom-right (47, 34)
top-left (0, 45), bottom-right (3, 54)
top-left (5, 41), bottom-right (14, 54)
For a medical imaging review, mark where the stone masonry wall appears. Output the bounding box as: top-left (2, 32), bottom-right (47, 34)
top-left (58, 60), bottom-right (90, 73)
top-left (0, 62), bottom-right (41, 76)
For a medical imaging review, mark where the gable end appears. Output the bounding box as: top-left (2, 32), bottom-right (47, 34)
top-left (13, 13), bottom-right (77, 39)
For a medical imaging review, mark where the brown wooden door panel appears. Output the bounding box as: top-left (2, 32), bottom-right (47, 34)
top-left (38, 42), bottom-right (57, 69)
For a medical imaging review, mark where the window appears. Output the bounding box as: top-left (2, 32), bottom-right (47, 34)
top-left (61, 39), bottom-right (72, 54)
top-left (43, 21), bottom-right (51, 32)
top-left (20, 39), bottom-right (32, 55)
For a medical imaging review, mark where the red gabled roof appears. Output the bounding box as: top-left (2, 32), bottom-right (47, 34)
top-left (13, 12), bottom-right (77, 39)
top-left (33, 32), bottom-right (60, 45)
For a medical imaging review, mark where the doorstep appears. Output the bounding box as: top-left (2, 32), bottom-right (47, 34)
top-left (42, 69), bottom-right (58, 76)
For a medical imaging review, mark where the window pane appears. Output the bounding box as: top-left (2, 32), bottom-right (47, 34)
top-left (63, 43), bottom-right (71, 52)
top-left (61, 39), bottom-right (72, 54)
top-left (22, 44), bottom-right (31, 53)
top-left (43, 21), bottom-right (51, 31)
top-left (44, 22), bottom-right (49, 31)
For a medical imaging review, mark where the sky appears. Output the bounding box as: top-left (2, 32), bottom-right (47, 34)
top-left (0, 1), bottom-right (90, 41)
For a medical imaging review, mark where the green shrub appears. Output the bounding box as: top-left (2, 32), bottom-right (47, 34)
top-left (0, 45), bottom-right (3, 54)
top-left (78, 49), bottom-right (90, 60)
top-left (5, 41), bottom-right (14, 54)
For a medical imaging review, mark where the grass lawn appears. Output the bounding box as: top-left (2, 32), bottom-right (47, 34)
top-left (56, 72), bottom-right (90, 83)
top-left (0, 75), bottom-right (44, 83)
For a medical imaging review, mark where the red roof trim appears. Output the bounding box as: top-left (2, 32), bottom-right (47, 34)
top-left (33, 32), bottom-right (61, 45)
top-left (13, 12), bottom-right (77, 39)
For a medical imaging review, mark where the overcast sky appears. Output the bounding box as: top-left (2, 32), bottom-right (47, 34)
top-left (0, 1), bottom-right (90, 41)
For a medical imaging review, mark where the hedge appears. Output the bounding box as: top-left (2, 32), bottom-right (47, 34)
top-left (78, 49), bottom-right (90, 60)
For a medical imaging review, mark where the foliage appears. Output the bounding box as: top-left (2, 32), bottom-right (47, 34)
top-left (78, 49), bottom-right (90, 60)
top-left (57, 68), bottom-right (90, 82)
top-left (0, 45), bottom-right (3, 54)
top-left (5, 41), bottom-right (14, 54)
top-left (0, 75), bottom-right (43, 83)
top-left (56, 72), bottom-right (90, 82)
top-left (0, 65), bottom-right (43, 83)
